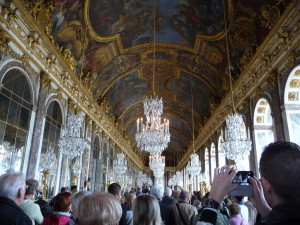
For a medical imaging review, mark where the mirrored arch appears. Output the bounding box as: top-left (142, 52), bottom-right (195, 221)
top-left (0, 69), bottom-right (33, 174)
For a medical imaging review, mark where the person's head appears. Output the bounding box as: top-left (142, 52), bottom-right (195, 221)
top-left (53, 192), bottom-right (72, 212)
top-left (78, 192), bottom-right (122, 225)
top-left (232, 196), bottom-right (244, 203)
top-left (164, 187), bottom-right (172, 197)
top-left (124, 193), bottom-right (136, 207)
top-left (133, 194), bottom-right (162, 225)
top-left (60, 187), bottom-right (67, 193)
top-left (150, 185), bottom-right (164, 200)
top-left (197, 191), bottom-right (203, 201)
top-left (0, 172), bottom-right (26, 206)
top-left (229, 203), bottom-right (241, 216)
top-left (108, 183), bottom-right (122, 200)
top-left (259, 141), bottom-right (300, 206)
top-left (25, 179), bottom-right (39, 197)
top-left (174, 185), bottom-right (182, 191)
top-left (193, 199), bottom-right (202, 211)
top-left (179, 190), bottom-right (190, 203)
top-left (71, 191), bottom-right (91, 219)
top-left (172, 190), bottom-right (181, 200)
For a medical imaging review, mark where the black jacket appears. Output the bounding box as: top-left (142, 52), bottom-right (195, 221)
top-left (264, 201), bottom-right (300, 225)
top-left (159, 201), bottom-right (177, 225)
top-left (0, 196), bottom-right (31, 225)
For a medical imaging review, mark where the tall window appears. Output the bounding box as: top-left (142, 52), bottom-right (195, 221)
top-left (40, 100), bottom-right (62, 198)
top-left (284, 66), bottom-right (300, 145)
top-left (217, 135), bottom-right (226, 167)
top-left (254, 98), bottom-right (274, 168)
top-left (204, 148), bottom-right (210, 184)
top-left (210, 143), bottom-right (216, 182)
top-left (0, 69), bottom-right (32, 175)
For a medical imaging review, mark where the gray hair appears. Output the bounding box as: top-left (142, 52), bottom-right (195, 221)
top-left (72, 191), bottom-right (91, 209)
top-left (0, 172), bottom-right (26, 199)
top-left (150, 184), bottom-right (164, 200)
top-left (179, 190), bottom-right (190, 201)
top-left (164, 187), bottom-right (172, 197)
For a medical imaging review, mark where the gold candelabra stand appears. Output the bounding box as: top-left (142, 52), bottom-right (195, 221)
top-left (42, 170), bottom-right (50, 199)
top-left (72, 175), bottom-right (79, 185)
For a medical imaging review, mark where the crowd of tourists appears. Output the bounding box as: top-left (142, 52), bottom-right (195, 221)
top-left (0, 141), bottom-right (299, 225)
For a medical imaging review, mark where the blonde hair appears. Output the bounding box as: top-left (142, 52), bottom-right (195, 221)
top-left (78, 192), bottom-right (122, 225)
top-left (133, 194), bottom-right (163, 225)
top-left (124, 193), bottom-right (136, 207)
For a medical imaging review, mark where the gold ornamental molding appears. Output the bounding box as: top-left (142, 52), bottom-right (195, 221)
top-left (0, 0), bottom-right (144, 170)
top-left (177, 0), bottom-right (300, 170)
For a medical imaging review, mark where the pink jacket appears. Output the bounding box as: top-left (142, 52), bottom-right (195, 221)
top-left (229, 214), bottom-right (249, 225)
top-left (42, 212), bottom-right (71, 225)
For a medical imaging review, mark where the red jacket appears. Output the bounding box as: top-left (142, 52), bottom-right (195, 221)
top-left (42, 212), bottom-right (71, 225)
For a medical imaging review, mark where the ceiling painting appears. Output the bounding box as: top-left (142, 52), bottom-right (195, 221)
top-left (88, 0), bottom-right (229, 49)
top-left (104, 71), bottom-right (148, 118)
top-left (47, 0), bottom-right (290, 168)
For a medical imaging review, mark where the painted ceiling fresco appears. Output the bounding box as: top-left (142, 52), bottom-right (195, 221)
top-left (51, 0), bottom-right (288, 167)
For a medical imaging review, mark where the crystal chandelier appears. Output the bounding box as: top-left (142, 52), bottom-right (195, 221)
top-left (135, 0), bottom-right (170, 156)
top-left (58, 113), bottom-right (88, 158)
top-left (39, 147), bottom-right (57, 173)
top-left (222, 114), bottom-right (252, 162)
top-left (135, 96), bottom-right (170, 155)
top-left (114, 153), bottom-right (127, 176)
top-left (136, 171), bottom-right (152, 187)
top-left (168, 171), bottom-right (183, 187)
top-left (221, 1), bottom-right (252, 164)
top-left (186, 154), bottom-right (200, 176)
top-left (149, 154), bottom-right (165, 178)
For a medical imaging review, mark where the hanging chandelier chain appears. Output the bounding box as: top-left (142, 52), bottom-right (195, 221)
top-left (153, 0), bottom-right (156, 97)
top-left (190, 76), bottom-right (195, 154)
top-left (223, 0), bottom-right (236, 113)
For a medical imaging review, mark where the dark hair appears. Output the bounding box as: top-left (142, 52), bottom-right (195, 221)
top-left (260, 141), bottom-right (300, 202)
top-left (60, 187), bottom-right (67, 193)
top-left (53, 192), bottom-right (72, 212)
top-left (25, 179), bottom-right (39, 195)
top-left (179, 191), bottom-right (190, 201)
top-left (108, 183), bottom-right (121, 196)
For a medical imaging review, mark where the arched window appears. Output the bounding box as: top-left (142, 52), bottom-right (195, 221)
top-left (217, 135), bottom-right (226, 167)
top-left (39, 100), bottom-right (63, 198)
top-left (0, 69), bottom-right (32, 175)
top-left (204, 147), bottom-right (210, 184)
top-left (210, 143), bottom-right (216, 182)
top-left (284, 66), bottom-right (300, 145)
top-left (254, 98), bottom-right (274, 168)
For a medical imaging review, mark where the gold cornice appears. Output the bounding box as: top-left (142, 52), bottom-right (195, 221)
top-left (177, 0), bottom-right (300, 170)
top-left (84, 0), bottom-right (233, 55)
top-left (0, 0), bottom-right (144, 170)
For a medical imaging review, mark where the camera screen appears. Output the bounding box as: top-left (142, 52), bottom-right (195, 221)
top-left (232, 171), bottom-right (254, 183)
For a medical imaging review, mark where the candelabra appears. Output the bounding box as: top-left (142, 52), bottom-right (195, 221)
top-left (71, 157), bottom-right (81, 185)
top-left (168, 171), bottom-right (183, 187)
top-left (39, 147), bottom-right (57, 199)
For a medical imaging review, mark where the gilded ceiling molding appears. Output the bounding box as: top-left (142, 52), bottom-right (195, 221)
top-left (0, 0), bottom-right (144, 170)
top-left (177, 0), bottom-right (300, 170)
top-left (84, 0), bottom-right (233, 54)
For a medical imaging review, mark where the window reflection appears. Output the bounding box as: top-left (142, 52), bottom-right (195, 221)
top-left (0, 69), bottom-right (32, 175)
top-left (39, 100), bottom-right (62, 199)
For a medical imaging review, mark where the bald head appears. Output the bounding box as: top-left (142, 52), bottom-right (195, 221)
top-left (179, 191), bottom-right (190, 203)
